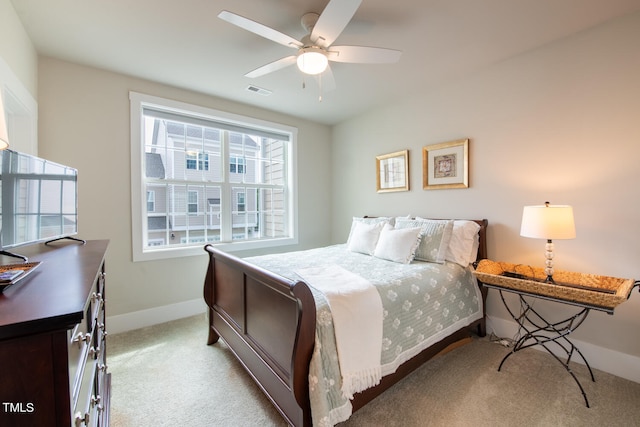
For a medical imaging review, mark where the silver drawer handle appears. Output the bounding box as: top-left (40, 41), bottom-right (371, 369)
top-left (91, 292), bottom-right (103, 304)
top-left (72, 332), bottom-right (91, 348)
top-left (97, 323), bottom-right (109, 341)
top-left (74, 411), bottom-right (89, 427)
top-left (91, 394), bottom-right (101, 407)
top-left (90, 345), bottom-right (101, 358)
top-left (91, 394), bottom-right (104, 413)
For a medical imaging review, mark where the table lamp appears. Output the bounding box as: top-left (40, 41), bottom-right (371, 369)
top-left (520, 201), bottom-right (576, 283)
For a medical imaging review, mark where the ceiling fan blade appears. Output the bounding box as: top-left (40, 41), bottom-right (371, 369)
top-left (328, 45), bottom-right (402, 63)
top-left (218, 10), bottom-right (303, 49)
top-left (245, 56), bottom-right (297, 78)
top-left (310, 0), bottom-right (362, 48)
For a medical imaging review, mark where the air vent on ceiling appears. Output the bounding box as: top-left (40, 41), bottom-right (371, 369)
top-left (246, 85), bottom-right (272, 96)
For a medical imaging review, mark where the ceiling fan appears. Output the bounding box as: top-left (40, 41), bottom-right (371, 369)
top-left (218, 0), bottom-right (402, 90)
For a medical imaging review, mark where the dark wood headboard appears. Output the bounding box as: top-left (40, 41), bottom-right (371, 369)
top-left (473, 219), bottom-right (489, 262)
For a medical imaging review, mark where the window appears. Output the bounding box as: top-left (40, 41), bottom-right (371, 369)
top-left (230, 156), bottom-right (245, 174)
top-left (236, 192), bottom-right (245, 212)
top-left (130, 92), bottom-right (298, 261)
top-left (186, 152), bottom-right (209, 171)
top-left (147, 191), bottom-right (155, 212)
top-left (188, 191), bottom-right (198, 214)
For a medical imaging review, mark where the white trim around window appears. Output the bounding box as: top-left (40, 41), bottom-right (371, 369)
top-left (130, 92), bottom-right (298, 261)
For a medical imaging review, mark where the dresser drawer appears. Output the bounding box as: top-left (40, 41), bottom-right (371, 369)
top-left (73, 356), bottom-right (98, 426)
top-left (69, 290), bottom-right (96, 406)
top-left (71, 264), bottom-right (109, 426)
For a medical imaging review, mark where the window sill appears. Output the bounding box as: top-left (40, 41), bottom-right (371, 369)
top-left (132, 236), bottom-right (298, 262)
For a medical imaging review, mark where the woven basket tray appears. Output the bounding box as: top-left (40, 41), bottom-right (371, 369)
top-left (474, 259), bottom-right (635, 310)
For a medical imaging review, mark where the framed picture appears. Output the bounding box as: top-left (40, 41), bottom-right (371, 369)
top-left (376, 150), bottom-right (409, 193)
top-left (422, 139), bottom-right (469, 189)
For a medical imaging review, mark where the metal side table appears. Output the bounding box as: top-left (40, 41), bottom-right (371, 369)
top-left (474, 260), bottom-right (639, 408)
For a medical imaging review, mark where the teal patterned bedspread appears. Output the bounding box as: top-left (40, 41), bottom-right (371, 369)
top-left (246, 244), bottom-right (482, 426)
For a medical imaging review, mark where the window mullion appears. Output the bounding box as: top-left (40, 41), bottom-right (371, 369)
top-left (166, 183), bottom-right (173, 246)
top-left (220, 131), bottom-right (232, 242)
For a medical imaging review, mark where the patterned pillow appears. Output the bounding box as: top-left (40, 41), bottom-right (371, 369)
top-left (395, 218), bottom-right (454, 263)
top-left (416, 218), bottom-right (481, 266)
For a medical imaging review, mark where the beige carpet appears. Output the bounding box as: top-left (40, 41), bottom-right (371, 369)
top-left (108, 314), bottom-right (640, 426)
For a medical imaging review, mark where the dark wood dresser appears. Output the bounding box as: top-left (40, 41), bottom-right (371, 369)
top-left (0, 240), bottom-right (110, 427)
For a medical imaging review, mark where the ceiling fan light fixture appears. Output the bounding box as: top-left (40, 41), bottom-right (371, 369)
top-left (297, 47), bottom-right (328, 75)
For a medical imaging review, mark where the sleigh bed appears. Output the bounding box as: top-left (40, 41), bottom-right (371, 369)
top-left (203, 217), bottom-right (488, 426)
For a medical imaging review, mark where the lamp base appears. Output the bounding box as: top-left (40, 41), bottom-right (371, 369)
top-left (543, 239), bottom-right (555, 284)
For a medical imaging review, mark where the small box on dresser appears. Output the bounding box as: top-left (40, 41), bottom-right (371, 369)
top-left (0, 240), bottom-right (110, 427)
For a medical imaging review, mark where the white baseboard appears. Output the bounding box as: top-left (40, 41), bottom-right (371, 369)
top-left (107, 298), bottom-right (207, 334)
top-left (487, 315), bottom-right (640, 384)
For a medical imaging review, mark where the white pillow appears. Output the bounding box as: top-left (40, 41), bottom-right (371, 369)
top-left (346, 216), bottom-right (393, 244)
top-left (396, 218), bottom-right (454, 263)
top-left (446, 220), bottom-right (481, 266)
top-left (373, 224), bottom-right (422, 264)
top-left (347, 221), bottom-right (385, 255)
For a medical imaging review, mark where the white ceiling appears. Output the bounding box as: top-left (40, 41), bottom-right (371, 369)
top-left (11, 0), bottom-right (640, 125)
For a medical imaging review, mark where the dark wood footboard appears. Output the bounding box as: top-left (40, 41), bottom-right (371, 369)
top-left (203, 245), bottom-right (316, 426)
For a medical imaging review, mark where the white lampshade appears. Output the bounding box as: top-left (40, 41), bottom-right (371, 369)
top-left (0, 92), bottom-right (9, 150)
top-left (520, 203), bottom-right (576, 240)
top-left (296, 48), bottom-right (328, 75)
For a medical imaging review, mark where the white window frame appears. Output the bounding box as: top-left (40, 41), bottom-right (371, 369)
top-left (130, 92), bottom-right (298, 261)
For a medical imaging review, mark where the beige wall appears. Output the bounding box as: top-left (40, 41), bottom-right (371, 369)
top-left (37, 57), bottom-right (333, 318)
top-left (0, 0), bottom-right (37, 98)
top-left (332, 12), bottom-right (640, 379)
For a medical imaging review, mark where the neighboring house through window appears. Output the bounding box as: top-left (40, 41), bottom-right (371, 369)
top-left (186, 152), bottom-right (209, 171)
top-left (188, 190), bottom-right (198, 214)
top-left (147, 191), bottom-right (155, 212)
top-left (230, 156), bottom-right (245, 174)
top-left (236, 192), bottom-right (245, 212)
top-left (130, 92), bottom-right (298, 261)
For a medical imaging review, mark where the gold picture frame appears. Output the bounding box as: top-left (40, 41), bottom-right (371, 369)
top-left (376, 150), bottom-right (409, 193)
top-left (422, 139), bottom-right (469, 190)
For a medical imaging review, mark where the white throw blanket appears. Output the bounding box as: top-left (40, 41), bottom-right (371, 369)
top-left (295, 265), bottom-right (384, 400)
